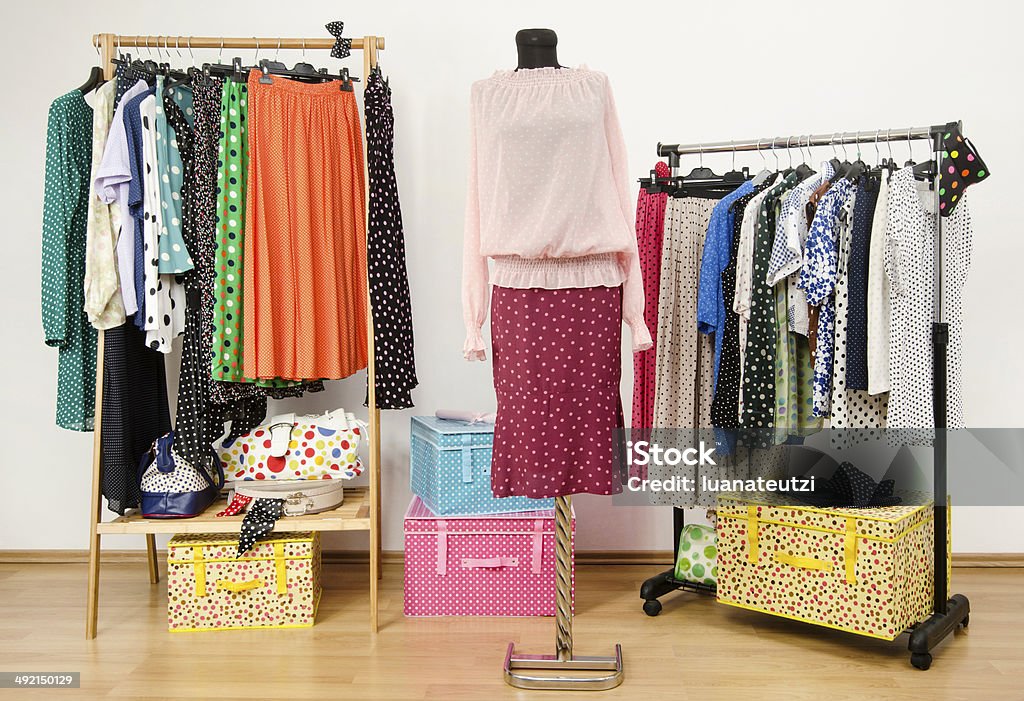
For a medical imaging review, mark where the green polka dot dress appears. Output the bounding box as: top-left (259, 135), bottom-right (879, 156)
top-left (41, 90), bottom-right (97, 431)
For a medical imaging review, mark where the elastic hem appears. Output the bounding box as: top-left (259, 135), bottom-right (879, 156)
top-left (490, 254), bottom-right (625, 290)
top-left (488, 65), bottom-right (596, 86)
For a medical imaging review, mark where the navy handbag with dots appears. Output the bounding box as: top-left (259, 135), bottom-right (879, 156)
top-left (139, 432), bottom-right (224, 519)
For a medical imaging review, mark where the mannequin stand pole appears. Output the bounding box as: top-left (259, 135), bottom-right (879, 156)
top-left (503, 495), bottom-right (624, 691)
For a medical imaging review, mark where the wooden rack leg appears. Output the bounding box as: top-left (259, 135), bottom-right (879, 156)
top-left (146, 535), bottom-right (159, 583)
top-left (86, 327), bottom-right (107, 639)
top-left (363, 35), bottom-right (382, 633)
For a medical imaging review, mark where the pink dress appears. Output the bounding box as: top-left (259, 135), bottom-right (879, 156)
top-left (631, 162), bottom-right (670, 433)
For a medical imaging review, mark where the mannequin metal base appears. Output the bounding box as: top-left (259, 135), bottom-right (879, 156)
top-left (907, 594), bottom-right (970, 670)
top-left (503, 642), bottom-right (624, 690)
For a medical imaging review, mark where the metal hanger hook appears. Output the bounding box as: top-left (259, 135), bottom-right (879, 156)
top-left (730, 139), bottom-right (736, 172)
top-left (155, 36), bottom-right (164, 62)
top-left (698, 142), bottom-right (703, 169)
top-left (218, 37), bottom-right (224, 62)
top-left (302, 37), bottom-right (306, 61)
top-left (275, 37), bottom-right (282, 63)
top-left (907, 127), bottom-right (914, 161)
top-left (757, 139), bottom-right (766, 166)
top-left (253, 37), bottom-right (260, 64)
top-left (840, 132), bottom-right (849, 161)
top-left (786, 136), bottom-right (793, 169)
top-left (886, 129), bottom-right (894, 161)
top-left (187, 37), bottom-right (195, 67)
top-left (875, 129), bottom-right (881, 163)
top-left (830, 133), bottom-right (837, 158)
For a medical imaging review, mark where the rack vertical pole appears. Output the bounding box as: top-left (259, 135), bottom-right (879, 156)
top-left (85, 33), bottom-right (116, 640)
top-left (553, 495), bottom-right (573, 661)
top-left (362, 35), bottom-right (382, 634)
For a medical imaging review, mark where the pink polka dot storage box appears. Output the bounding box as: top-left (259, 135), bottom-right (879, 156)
top-left (167, 531), bottom-right (321, 632)
top-left (403, 496), bottom-right (573, 617)
top-left (715, 492), bottom-right (936, 640)
top-left (410, 416), bottom-right (553, 516)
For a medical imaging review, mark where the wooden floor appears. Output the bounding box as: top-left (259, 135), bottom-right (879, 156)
top-left (0, 562), bottom-right (1019, 700)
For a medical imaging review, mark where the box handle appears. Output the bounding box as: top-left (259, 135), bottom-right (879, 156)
top-left (461, 450), bottom-right (473, 482)
top-left (532, 519), bottom-right (545, 575)
top-left (217, 578), bottom-right (265, 592)
top-left (192, 545), bottom-right (207, 597)
top-left (746, 506), bottom-right (759, 564)
top-left (844, 517), bottom-right (857, 585)
top-left (436, 520), bottom-right (448, 576)
top-left (774, 552), bottom-right (834, 572)
top-left (461, 557), bottom-right (518, 569)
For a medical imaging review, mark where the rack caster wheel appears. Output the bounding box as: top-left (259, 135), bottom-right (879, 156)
top-left (910, 652), bottom-right (932, 670)
top-left (961, 613), bottom-right (969, 628)
top-left (643, 599), bottom-right (662, 617)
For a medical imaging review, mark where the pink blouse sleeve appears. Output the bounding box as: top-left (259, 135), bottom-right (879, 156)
top-left (462, 91), bottom-right (489, 361)
top-left (603, 76), bottom-right (653, 353)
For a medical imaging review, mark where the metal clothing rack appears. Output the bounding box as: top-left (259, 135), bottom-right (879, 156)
top-left (638, 124), bottom-right (970, 670)
top-left (84, 32), bottom-right (385, 639)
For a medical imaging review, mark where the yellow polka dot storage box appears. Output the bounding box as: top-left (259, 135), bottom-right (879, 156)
top-left (167, 531), bottom-right (321, 631)
top-left (715, 492), bottom-right (934, 640)
top-left (410, 416), bottom-right (553, 516)
top-left (403, 496), bottom-right (572, 616)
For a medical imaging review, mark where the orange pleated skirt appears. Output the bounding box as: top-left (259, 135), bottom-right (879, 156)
top-left (244, 72), bottom-right (368, 381)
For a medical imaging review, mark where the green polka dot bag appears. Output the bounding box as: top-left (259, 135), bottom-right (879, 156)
top-left (674, 524), bottom-right (718, 586)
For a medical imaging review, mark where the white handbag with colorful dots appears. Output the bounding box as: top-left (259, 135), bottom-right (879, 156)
top-left (217, 409), bottom-right (365, 482)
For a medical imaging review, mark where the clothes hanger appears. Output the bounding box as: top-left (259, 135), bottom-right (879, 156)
top-left (722, 140), bottom-right (751, 184)
top-left (794, 135), bottom-right (815, 180)
top-left (76, 38), bottom-right (106, 94)
top-left (163, 37), bottom-right (196, 96)
top-left (903, 127), bottom-right (916, 167)
top-left (751, 139), bottom-right (773, 186)
top-left (680, 143), bottom-right (721, 181)
top-left (828, 133), bottom-right (843, 176)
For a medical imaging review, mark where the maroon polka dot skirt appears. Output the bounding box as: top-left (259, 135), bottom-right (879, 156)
top-left (489, 285), bottom-right (625, 498)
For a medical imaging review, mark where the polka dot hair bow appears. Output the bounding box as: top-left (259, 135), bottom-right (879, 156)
top-left (938, 122), bottom-right (989, 217)
top-left (325, 21), bottom-right (352, 59)
top-left (236, 498), bottom-right (286, 557)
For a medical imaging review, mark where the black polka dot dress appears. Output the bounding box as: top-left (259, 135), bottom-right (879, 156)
top-left (173, 75), bottom-right (267, 474)
top-left (363, 70), bottom-right (417, 410)
top-left (711, 181), bottom-right (771, 450)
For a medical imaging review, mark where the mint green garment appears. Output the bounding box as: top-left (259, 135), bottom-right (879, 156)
top-left (155, 76), bottom-right (193, 274)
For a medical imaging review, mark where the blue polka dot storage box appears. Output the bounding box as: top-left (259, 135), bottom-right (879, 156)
top-left (410, 416), bottom-right (554, 516)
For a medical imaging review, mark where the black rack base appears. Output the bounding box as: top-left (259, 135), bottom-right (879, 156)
top-left (908, 594), bottom-right (970, 670)
top-left (640, 568), bottom-right (717, 616)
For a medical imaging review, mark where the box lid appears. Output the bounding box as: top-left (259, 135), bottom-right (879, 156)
top-left (411, 415), bottom-right (494, 436)
top-left (411, 416), bottom-right (494, 451)
top-left (717, 491), bottom-right (933, 542)
top-left (403, 496), bottom-right (567, 534)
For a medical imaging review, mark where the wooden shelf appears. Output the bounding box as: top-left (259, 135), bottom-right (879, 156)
top-left (96, 487), bottom-right (370, 535)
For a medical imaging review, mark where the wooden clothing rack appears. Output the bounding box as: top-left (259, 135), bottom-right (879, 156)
top-left (85, 32), bottom-right (386, 639)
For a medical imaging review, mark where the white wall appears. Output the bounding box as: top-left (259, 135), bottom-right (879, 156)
top-left (2, 0), bottom-right (1023, 554)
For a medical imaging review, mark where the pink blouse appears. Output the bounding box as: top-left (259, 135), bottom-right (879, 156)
top-left (461, 66), bottom-right (652, 360)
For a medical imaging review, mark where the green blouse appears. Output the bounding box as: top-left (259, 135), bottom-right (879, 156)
top-left (41, 90), bottom-right (97, 431)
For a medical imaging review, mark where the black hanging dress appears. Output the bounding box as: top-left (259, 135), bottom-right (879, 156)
top-left (364, 70), bottom-right (417, 409)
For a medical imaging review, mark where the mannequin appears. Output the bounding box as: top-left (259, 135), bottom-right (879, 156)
top-left (515, 28), bottom-right (564, 70)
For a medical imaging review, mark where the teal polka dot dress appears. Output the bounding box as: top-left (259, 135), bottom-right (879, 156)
top-left (41, 90), bottom-right (97, 431)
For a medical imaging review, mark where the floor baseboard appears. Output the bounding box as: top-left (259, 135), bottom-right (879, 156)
top-left (2, 549), bottom-right (1022, 567)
